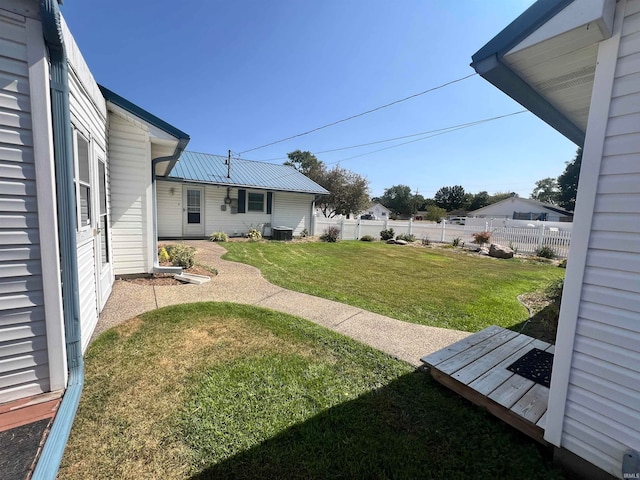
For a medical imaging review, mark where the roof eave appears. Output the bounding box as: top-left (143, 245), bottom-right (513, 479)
top-left (160, 176), bottom-right (329, 195)
top-left (471, 55), bottom-right (585, 146)
top-left (470, 0), bottom-right (585, 147)
top-left (98, 84), bottom-right (190, 142)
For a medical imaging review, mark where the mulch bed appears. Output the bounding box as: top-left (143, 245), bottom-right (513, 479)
top-left (120, 265), bottom-right (215, 286)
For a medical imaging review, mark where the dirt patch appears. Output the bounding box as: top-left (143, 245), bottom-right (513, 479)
top-left (120, 265), bottom-right (215, 286)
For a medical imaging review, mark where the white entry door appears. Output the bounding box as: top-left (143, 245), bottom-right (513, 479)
top-left (95, 153), bottom-right (112, 309)
top-left (183, 186), bottom-right (205, 236)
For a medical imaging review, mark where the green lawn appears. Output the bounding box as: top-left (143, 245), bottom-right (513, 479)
top-left (59, 303), bottom-right (564, 479)
top-left (222, 241), bottom-right (564, 332)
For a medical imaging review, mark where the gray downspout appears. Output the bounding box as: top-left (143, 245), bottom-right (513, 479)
top-left (152, 138), bottom-right (189, 274)
top-left (33, 1), bottom-right (84, 478)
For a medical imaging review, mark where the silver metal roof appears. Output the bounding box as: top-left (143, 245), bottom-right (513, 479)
top-left (167, 151), bottom-right (329, 195)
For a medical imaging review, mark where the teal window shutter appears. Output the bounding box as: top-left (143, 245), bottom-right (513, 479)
top-left (238, 189), bottom-right (246, 213)
top-left (266, 192), bottom-right (273, 214)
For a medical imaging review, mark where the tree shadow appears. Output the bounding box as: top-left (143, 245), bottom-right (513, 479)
top-left (189, 370), bottom-right (562, 480)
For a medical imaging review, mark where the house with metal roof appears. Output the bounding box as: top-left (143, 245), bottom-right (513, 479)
top-left (467, 196), bottom-right (573, 222)
top-left (457, 0), bottom-right (639, 478)
top-left (156, 151), bottom-right (328, 238)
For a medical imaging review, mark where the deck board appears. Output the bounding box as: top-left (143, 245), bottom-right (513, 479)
top-left (422, 325), bottom-right (552, 445)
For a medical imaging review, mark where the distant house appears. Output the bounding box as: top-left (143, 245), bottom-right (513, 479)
top-left (357, 202), bottom-right (391, 220)
top-left (157, 152), bottom-right (328, 238)
top-left (470, 0), bottom-right (639, 478)
top-left (468, 196), bottom-right (573, 222)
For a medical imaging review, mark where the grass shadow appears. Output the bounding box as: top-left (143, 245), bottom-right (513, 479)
top-left (189, 370), bottom-right (563, 480)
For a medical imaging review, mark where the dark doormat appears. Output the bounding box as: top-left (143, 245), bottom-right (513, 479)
top-left (0, 418), bottom-right (51, 480)
top-left (507, 348), bottom-right (554, 388)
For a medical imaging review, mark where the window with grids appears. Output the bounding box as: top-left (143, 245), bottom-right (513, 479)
top-left (248, 192), bottom-right (264, 212)
top-left (75, 131), bottom-right (91, 229)
top-left (187, 189), bottom-right (201, 223)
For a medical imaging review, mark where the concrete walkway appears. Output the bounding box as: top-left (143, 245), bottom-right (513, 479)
top-left (96, 240), bottom-right (470, 367)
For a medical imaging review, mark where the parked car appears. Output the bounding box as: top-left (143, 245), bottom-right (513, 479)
top-left (446, 217), bottom-right (466, 225)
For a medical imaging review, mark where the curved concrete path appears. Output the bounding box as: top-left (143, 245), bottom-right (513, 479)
top-left (96, 240), bottom-right (470, 366)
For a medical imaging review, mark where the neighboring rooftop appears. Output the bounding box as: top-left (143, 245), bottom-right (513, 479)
top-left (165, 151), bottom-right (330, 195)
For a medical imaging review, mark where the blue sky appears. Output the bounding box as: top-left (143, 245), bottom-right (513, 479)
top-left (61, 0), bottom-right (578, 199)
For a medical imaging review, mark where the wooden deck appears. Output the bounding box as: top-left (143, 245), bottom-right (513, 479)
top-left (421, 325), bottom-right (554, 445)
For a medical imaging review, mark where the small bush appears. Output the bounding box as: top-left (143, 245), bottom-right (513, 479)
top-left (158, 247), bottom-right (170, 263)
top-left (380, 228), bottom-right (395, 241)
top-left (360, 235), bottom-right (375, 242)
top-left (535, 245), bottom-right (557, 259)
top-left (558, 259), bottom-right (567, 268)
top-left (300, 228), bottom-right (309, 238)
top-left (396, 233), bottom-right (416, 242)
top-left (422, 236), bottom-right (431, 246)
top-left (209, 231), bottom-right (229, 242)
top-left (320, 226), bottom-right (340, 242)
top-left (169, 244), bottom-right (196, 269)
top-left (508, 241), bottom-right (518, 254)
top-left (247, 229), bottom-right (262, 241)
top-left (452, 237), bottom-right (462, 247)
top-left (546, 278), bottom-right (564, 304)
top-left (472, 231), bottom-right (491, 245)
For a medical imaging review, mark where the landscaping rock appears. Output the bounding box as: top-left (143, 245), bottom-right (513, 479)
top-left (394, 239), bottom-right (408, 245)
top-left (489, 243), bottom-right (514, 259)
top-left (386, 239), bottom-right (396, 244)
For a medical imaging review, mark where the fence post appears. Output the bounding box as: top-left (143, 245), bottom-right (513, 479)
top-left (538, 223), bottom-right (545, 249)
top-left (384, 218), bottom-right (389, 231)
top-left (340, 218), bottom-right (345, 240)
top-left (408, 218), bottom-right (413, 235)
top-left (311, 214), bottom-right (317, 236)
top-left (356, 219), bottom-right (361, 240)
top-left (440, 220), bottom-right (446, 242)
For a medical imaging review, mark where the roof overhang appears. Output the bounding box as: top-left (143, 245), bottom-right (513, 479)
top-left (98, 85), bottom-right (190, 176)
top-left (471, 0), bottom-right (616, 147)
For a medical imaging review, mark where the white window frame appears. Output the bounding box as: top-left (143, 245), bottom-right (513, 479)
top-left (73, 128), bottom-right (92, 234)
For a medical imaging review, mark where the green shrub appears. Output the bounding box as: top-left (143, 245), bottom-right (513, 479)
top-left (472, 231), bottom-right (491, 245)
top-left (508, 241), bottom-right (518, 254)
top-left (209, 231), bottom-right (229, 242)
top-left (360, 235), bottom-right (375, 242)
top-left (320, 226), bottom-right (340, 242)
top-left (452, 237), bottom-right (462, 247)
top-left (300, 228), bottom-right (309, 238)
top-left (558, 259), bottom-right (567, 268)
top-left (535, 245), bottom-right (557, 259)
top-left (546, 278), bottom-right (564, 304)
top-left (169, 244), bottom-right (196, 269)
top-left (380, 228), bottom-right (395, 241)
top-left (422, 236), bottom-right (431, 246)
top-left (247, 229), bottom-right (262, 241)
top-left (396, 233), bottom-right (416, 242)
top-left (158, 247), bottom-right (170, 263)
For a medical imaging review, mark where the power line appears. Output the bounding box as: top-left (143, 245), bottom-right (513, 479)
top-left (257, 111), bottom-right (527, 162)
top-left (238, 73), bottom-right (478, 155)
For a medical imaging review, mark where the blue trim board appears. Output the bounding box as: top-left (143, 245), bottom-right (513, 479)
top-left (470, 0), bottom-right (584, 147)
top-left (98, 84), bottom-right (190, 142)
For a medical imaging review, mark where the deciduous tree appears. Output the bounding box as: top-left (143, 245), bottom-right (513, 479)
top-left (557, 148), bottom-right (582, 212)
top-left (434, 185), bottom-right (466, 211)
top-left (530, 177), bottom-right (560, 204)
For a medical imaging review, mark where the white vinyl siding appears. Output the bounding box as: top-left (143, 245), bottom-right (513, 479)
top-left (65, 19), bottom-right (109, 349)
top-left (0, 9), bottom-right (49, 402)
top-left (108, 114), bottom-right (152, 274)
top-left (559, 1), bottom-right (640, 475)
top-left (272, 192), bottom-right (313, 236)
top-left (156, 180), bottom-right (182, 238)
top-left (203, 186), bottom-right (270, 237)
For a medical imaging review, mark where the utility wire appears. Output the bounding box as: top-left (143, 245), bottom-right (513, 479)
top-left (238, 73), bottom-right (478, 155)
top-left (257, 111), bottom-right (527, 162)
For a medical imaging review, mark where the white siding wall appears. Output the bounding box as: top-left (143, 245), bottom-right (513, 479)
top-left (272, 191), bottom-right (313, 236)
top-left (0, 8), bottom-right (50, 402)
top-left (156, 180), bottom-right (182, 238)
top-left (64, 19), bottom-right (109, 349)
top-left (204, 186), bottom-right (271, 237)
top-left (157, 183), bottom-right (315, 238)
top-left (108, 114), bottom-right (152, 274)
top-left (559, 1), bottom-right (640, 475)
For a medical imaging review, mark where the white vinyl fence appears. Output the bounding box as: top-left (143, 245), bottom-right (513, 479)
top-left (312, 217), bottom-right (572, 258)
